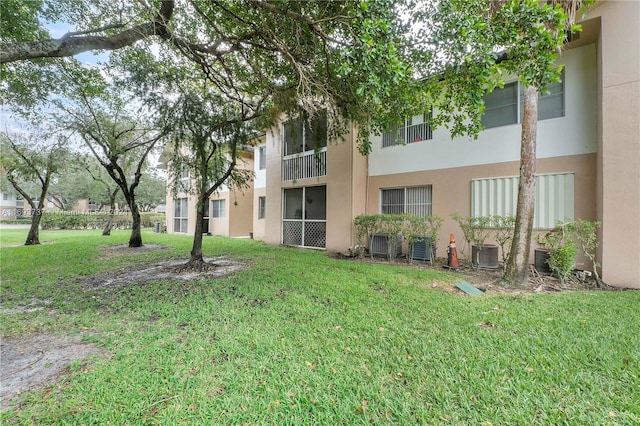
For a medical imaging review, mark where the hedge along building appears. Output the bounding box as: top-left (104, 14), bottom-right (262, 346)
top-left (168, 1), bottom-right (639, 288)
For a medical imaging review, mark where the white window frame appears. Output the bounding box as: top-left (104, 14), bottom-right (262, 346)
top-left (173, 198), bottom-right (188, 233)
top-left (258, 196), bottom-right (266, 219)
top-left (380, 186), bottom-right (433, 216)
top-left (482, 70), bottom-right (565, 129)
top-left (211, 199), bottom-right (226, 218)
top-left (258, 146), bottom-right (266, 170)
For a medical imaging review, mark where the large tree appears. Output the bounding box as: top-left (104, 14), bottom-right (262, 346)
top-left (166, 87), bottom-right (259, 269)
top-left (72, 154), bottom-right (123, 235)
top-left (405, 0), bottom-right (589, 286)
top-left (1, 1), bottom-right (415, 146)
top-left (495, 0), bottom-right (591, 285)
top-left (0, 132), bottom-right (69, 245)
top-left (53, 66), bottom-right (169, 247)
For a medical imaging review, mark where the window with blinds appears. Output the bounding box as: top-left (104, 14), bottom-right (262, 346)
top-left (381, 186), bottom-right (432, 216)
top-left (211, 199), bottom-right (226, 218)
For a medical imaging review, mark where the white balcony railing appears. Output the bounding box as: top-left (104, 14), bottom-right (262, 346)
top-left (382, 121), bottom-right (432, 147)
top-left (282, 147), bottom-right (327, 181)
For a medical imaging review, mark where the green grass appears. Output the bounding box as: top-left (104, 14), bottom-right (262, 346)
top-left (1, 230), bottom-right (639, 424)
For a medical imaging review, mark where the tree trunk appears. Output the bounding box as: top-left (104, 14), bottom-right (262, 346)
top-left (103, 213), bottom-right (114, 236)
top-left (23, 175), bottom-right (52, 246)
top-left (504, 86), bottom-right (539, 286)
top-left (128, 201), bottom-right (143, 247)
top-left (102, 189), bottom-right (118, 236)
top-left (25, 210), bottom-right (43, 245)
top-left (189, 195), bottom-right (206, 263)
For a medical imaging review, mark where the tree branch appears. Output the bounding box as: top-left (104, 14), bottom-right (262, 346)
top-left (0, 1), bottom-right (175, 64)
top-left (6, 173), bottom-right (36, 210)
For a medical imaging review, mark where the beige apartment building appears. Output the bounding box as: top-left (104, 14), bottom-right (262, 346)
top-left (165, 146), bottom-right (257, 238)
top-left (167, 1), bottom-right (639, 288)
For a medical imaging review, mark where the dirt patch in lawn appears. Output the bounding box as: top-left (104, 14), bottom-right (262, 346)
top-left (1, 254), bottom-right (246, 412)
top-left (83, 256), bottom-right (246, 290)
top-left (0, 332), bottom-right (106, 412)
top-left (0, 241), bottom-right (56, 248)
top-left (98, 243), bottom-right (171, 260)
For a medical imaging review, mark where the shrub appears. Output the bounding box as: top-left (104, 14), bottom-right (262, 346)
top-left (538, 220), bottom-right (577, 283)
top-left (492, 215), bottom-right (516, 263)
top-left (353, 214), bottom-right (443, 261)
top-left (450, 214), bottom-right (516, 265)
top-left (548, 240), bottom-right (578, 283)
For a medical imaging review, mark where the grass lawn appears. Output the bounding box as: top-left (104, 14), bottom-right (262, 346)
top-left (1, 229), bottom-right (639, 424)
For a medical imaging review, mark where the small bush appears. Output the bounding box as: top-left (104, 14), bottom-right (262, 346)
top-left (353, 214), bottom-right (443, 261)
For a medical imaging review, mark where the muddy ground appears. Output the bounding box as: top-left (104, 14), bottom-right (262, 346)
top-left (0, 244), bottom-right (246, 412)
top-left (0, 333), bottom-right (104, 411)
top-left (1, 244), bottom-right (608, 411)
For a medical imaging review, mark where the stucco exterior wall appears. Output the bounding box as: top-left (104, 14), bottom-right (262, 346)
top-left (367, 154), bottom-right (597, 263)
top-left (264, 127), bottom-right (284, 246)
top-left (228, 186), bottom-right (254, 237)
top-left (588, 1), bottom-right (640, 288)
top-left (252, 186), bottom-right (267, 241)
top-left (325, 124), bottom-right (368, 252)
top-left (368, 44), bottom-right (598, 176)
top-left (209, 192), bottom-right (231, 237)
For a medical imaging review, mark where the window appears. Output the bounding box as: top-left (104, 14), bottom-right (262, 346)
top-left (2, 193), bottom-right (8, 201)
top-left (381, 186), bottom-right (432, 216)
top-left (482, 71), bottom-right (565, 129)
top-left (177, 170), bottom-right (189, 192)
top-left (283, 112), bottom-right (327, 156)
top-left (520, 71), bottom-right (565, 121)
top-left (258, 146), bottom-right (266, 170)
top-left (211, 199), bottom-right (226, 218)
top-left (173, 198), bottom-right (188, 233)
top-left (383, 111), bottom-right (433, 147)
top-left (471, 172), bottom-right (574, 229)
top-left (258, 196), bottom-right (266, 219)
top-left (482, 82), bottom-right (518, 129)
top-left (202, 200), bottom-right (210, 233)
top-left (16, 195), bottom-right (24, 207)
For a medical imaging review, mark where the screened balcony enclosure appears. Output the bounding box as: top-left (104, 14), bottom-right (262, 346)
top-left (282, 113), bottom-right (327, 181)
top-left (283, 186), bottom-right (326, 248)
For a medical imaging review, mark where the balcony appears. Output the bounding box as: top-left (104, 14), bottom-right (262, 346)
top-left (282, 148), bottom-right (327, 181)
top-left (382, 113), bottom-right (433, 147)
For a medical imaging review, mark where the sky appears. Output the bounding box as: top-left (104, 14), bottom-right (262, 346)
top-left (1, 21), bottom-right (102, 135)
top-left (0, 20), bottom-right (166, 168)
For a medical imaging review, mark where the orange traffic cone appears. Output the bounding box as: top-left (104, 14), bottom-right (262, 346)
top-left (447, 233), bottom-right (460, 268)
